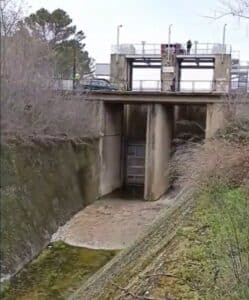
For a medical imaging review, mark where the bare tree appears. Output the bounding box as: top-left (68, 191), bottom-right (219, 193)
top-left (222, 0), bottom-right (249, 19)
top-left (208, 1), bottom-right (249, 20)
top-left (0, 0), bottom-right (98, 138)
top-left (0, 0), bottom-right (27, 36)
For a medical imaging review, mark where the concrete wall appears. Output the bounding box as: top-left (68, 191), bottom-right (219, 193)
top-left (110, 54), bottom-right (130, 90)
top-left (1, 138), bottom-right (100, 280)
top-left (161, 53), bottom-right (177, 92)
top-left (206, 103), bottom-right (226, 138)
top-left (145, 104), bottom-right (173, 200)
top-left (213, 54), bottom-right (231, 93)
top-left (235, 103), bottom-right (249, 119)
top-left (99, 102), bottom-right (124, 196)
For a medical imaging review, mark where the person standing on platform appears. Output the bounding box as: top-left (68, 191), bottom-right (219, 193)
top-left (187, 40), bottom-right (192, 55)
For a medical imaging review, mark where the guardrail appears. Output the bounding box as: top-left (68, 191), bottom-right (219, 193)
top-left (132, 79), bottom-right (249, 93)
top-left (112, 42), bottom-right (238, 57)
top-left (112, 43), bottom-right (161, 56)
top-left (179, 80), bottom-right (230, 93)
top-left (53, 79), bottom-right (248, 94)
top-left (133, 80), bottom-right (161, 91)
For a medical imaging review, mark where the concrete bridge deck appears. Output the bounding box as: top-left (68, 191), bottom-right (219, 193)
top-left (80, 91), bottom-right (226, 104)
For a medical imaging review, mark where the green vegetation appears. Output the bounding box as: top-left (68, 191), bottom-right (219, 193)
top-left (138, 186), bottom-right (249, 300)
top-left (1, 241), bottom-right (117, 300)
top-left (155, 118), bottom-right (249, 298)
top-left (175, 186), bottom-right (249, 299)
top-left (156, 122), bottom-right (249, 299)
top-left (23, 8), bottom-right (92, 78)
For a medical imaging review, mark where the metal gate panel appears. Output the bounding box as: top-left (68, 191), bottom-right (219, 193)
top-left (126, 143), bottom-right (145, 185)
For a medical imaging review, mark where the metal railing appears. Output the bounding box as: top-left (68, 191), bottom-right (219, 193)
top-left (132, 80), bottom-right (161, 91)
top-left (179, 80), bottom-right (221, 93)
top-left (188, 43), bottom-right (232, 56)
top-left (131, 79), bottom-right (246, 93)
top-left (112, 42), bottom-right (238, 57)
top-left (112, 43), bottom-right (161, 56)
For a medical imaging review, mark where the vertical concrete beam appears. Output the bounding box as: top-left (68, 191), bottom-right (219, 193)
top-left (99, 102), bottom-right (124, 196)
top-left (206, 103), bottom-right (226, 138)
top-left (161, 52), bottom-right (177, 92)
top-left (110, 54), bottom-right (130, 90)
top-left (144, 104), bottom-right (173, 201)
top-left (213, 54), bottom-right (231, 93)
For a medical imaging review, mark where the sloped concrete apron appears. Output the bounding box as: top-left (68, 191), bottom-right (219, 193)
top-left (70, 188), bottom-right (194, 300)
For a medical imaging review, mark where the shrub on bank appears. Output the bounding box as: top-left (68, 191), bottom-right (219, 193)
top-left (179, 120), bottom-right (249, 298)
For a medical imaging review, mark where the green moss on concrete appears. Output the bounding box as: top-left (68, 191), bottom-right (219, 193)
top-left (1, 241), bottom-right (116, 300)
top-left (1, 138), bottom-right (100, 278)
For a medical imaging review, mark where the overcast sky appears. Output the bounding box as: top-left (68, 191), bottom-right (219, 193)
top-left (26, 0), bottom-right (249, 63)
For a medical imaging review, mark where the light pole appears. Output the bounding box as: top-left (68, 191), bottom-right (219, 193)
top-left (73, 43), bottom-right (77, 90)
top-left (167, 24), bottom-right (172, 63)
top-left (117, 24), bottom-right (123, 53)
top-left (222, 23), bottom-right (227, 63)
top-left (222, 23), bottom-right (227, 50)
top-left (141, 41), bottom-right (146, 56)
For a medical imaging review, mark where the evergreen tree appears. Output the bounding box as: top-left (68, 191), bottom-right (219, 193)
top-left (24, 8), bottom-right (92, 78)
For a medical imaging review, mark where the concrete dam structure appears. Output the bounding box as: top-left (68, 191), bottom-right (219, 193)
top-left (81, 42), bottom-right (246, 201)
top-left (54, 42), bottom-right (249, 202)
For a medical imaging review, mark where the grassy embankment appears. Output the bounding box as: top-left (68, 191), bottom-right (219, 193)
top-left (138, 121), bottom-right (249, 299)
top-left (146, 186), bottom-right (249, 299)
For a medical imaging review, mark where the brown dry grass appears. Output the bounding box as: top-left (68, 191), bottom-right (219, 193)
top-left (171, 120), bottom-right (249, 190)
top-left (1, 29), bottom-right (99, 140)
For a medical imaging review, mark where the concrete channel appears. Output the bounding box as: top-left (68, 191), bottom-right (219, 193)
top-left (70, 188), bottom-right (193, 300)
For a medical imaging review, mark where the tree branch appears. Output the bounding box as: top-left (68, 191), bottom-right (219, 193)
top-left (111, 283), bottom-right (163, 300)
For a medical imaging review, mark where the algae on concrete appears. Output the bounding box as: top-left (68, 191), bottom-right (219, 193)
top-left (1, 241), bottom-right (117, 300)
top-left (1, 138), bottom-right (100, 279)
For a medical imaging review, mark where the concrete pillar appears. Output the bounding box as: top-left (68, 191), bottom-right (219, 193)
top-left (161, 52), bottom-right (177, 92)
top-left (213, 54), bottom-right (231, 93)
top-left (206, 103), bottom-right (226, 138)
top-left (110, 54), bottom-right (130, 90)
top-left (99, 102), bottom-right (124, 196)
top-left (144, 104), bottom-right (173, 201)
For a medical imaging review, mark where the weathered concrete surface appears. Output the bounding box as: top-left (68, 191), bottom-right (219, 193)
top-left (70, 189), bottom-right (193, 300)
top-left (110, 54), bottom-right (130, 90)
top-left (161, 52), bottom-right (177, 92)
top-left (52, 190), bottom-right (176, 250)
top-left (81, 91), bottom-right (225, 104)
top-left (206, 103), bottom-right (226, 138)
top-left (235, 103), bottom-right (249, 119)
top-left (99, 103), bottom-right (124, 196)
top-left (145, 104), bottom-right (173, 200)
top-left (1, 137), bottom-right (99, 280)
top-left (213, 54), bottom-right (231, 93)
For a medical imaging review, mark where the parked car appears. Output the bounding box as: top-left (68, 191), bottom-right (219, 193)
top-left (76, 78), bottom-right (118, 91)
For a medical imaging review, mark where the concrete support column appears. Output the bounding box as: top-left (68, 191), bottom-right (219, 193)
top-left (213, 54), bottom-right (231, 93)
top-left (110, 54), bottom-right (130, 90)
top-left (99, 102), bottom-right (124, 196)
top-left (161, 52), bottom-right (177, 92)
top-left (206, 103), bottom-right (226, 139)
top-left (144, 104), bottom-right (173, 201)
